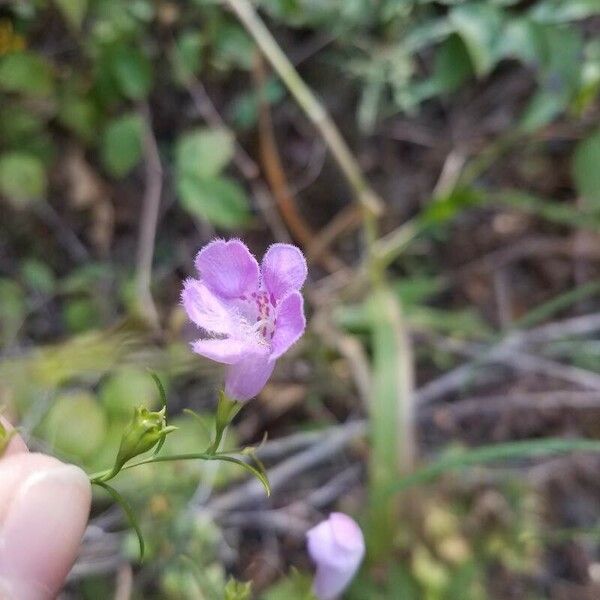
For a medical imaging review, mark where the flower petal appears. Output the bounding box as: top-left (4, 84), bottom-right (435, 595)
top-left (182, 278), bottom-right (235, 335)
top-left (261, 243), bottom-right (307, 301)
top-left (195, 239), bottom-right (260, 299)
top-left (307, 513), bottom-right (365, 600)
top-left (270, 291), bottom-right (305, 360)
top-left (191, 338), bottom-right (252, 365)
top-left (224, 351), bottom-right (275, 402)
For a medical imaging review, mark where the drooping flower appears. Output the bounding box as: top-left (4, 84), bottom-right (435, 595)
top-left (182, 239), bottom-right (307, 401)
top-left (306, 512), bottom-right (365, 600)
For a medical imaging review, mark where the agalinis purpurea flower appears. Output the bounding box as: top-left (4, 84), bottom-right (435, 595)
top-left (182, 239), bottom-right (307, 401)
top-left (306, 512), bottom-right (365, 600)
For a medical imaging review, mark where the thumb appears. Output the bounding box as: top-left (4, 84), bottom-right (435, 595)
top-left (0, 421), bottom-right (91, 600)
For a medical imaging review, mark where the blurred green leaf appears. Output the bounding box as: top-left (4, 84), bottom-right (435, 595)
top-left (176, 127), bottom-right (235, 179)
top-left (421, 187), bottom-right (485, 225)
top-left (100, 367), bottom-right (160, 421)
top-left (54, 0), bottom-right (88, 30)
top-left (529, 0), bottom-right (600, 23)
top-left (367, 286), bottom-right (413, 559)
top-left (110, 44), bottom-right (153, 100)
top-left (229, 80), bottom-right (285, 130)
top-left (172, 31), bottom-right (203, 85)
top-left (0, 105), bottom-right (45, 146)
top-left (431, 34), bottom-right (474, 94)
top-left (0, 279), bottom-right (25, 346)
top-left (21, 259), bottom-right (56, 294)
top-left (0, 51), bottom-right (54, 96)
top-left (496, 189), bottom-right (600, 228)
top-left (519, 88), bottom-right (566, 132)
top-left (262, 569), bottom-right (314, 600)
top-left (0, 152), bottom-right (46, 205)
top-left (42, 391), bottom-right (107, 459)
top-left (572, 129), bottom-right (600, 207)
top-left (212, 22), bottom-right (255, 71)
top-left (58, 95), bottom-right (99, 142)
top-left (178, 175), bottom-right (250, 229)
top-left (390, 438), bottom-right (600, 494)
top-left (225, 579), bottom-right (252, 600)
top-left (449, 3), bottom-right (504, 77)
top-left (101, 113), bottom-right (144, 177)
top-left (63, 298), bottom-right (102, 333)
top-left (519, 25), bottom-right (583, 131)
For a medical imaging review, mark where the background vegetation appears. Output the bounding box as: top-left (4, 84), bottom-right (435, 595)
top-left (1, 0), bottom-right (600, 597)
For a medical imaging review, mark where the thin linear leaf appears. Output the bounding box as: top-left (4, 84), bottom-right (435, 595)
top-left (93, 480), bottom-right (145, 558)
top-left (212, 455), bottom-right (271, 497)
top-left (389, 438), bottom-right (600, 494)
top-left (148, 370), bottom-right (167, 408)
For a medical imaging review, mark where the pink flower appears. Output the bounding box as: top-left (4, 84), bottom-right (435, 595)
top-left (306, 512), bottom-right (365, 600)
top-left (182, 239), bottom-right (307, 401)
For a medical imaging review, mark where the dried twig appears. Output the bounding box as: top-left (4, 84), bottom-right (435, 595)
top-left (207, 420), bottom-right (366, 514)
top-left (253, 55), bottom-right (347, 273)
top-left (135, 104), bottom-right (162, 328)
top-left (225, 0), bottom-right (383, 217)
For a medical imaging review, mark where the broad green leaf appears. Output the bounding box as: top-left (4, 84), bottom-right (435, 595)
top-left (110, 45), bottom-right (153, 100)
top-left (449, 3), bottom-right (504, 77)
top-left (430, 34), bottom-right (473, 94)
top-left (0, 152), bottom-right (46, 205)
top-left (54, 0), bottom-right (87, 29)
top-left (101, 113), bottom-right (144, 178)
top-left (178, 175), bottom-right (250, 228)
top-left (572, 129), bottom-right (600, 207)
top-left (497, 18), bottom-right (540, 64)
top-left (175, 127), bottom-right (234, 179)
top-left (0, 51), bottom-right (54, 96)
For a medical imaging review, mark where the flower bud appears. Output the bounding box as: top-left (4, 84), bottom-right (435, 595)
top-left (306, 512), bottom-right (365, 600)
top-left (114, 406), bottom-right (176, 472)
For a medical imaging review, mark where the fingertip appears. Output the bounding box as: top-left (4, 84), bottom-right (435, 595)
top-left (0, 453), bottom-right (91, 600)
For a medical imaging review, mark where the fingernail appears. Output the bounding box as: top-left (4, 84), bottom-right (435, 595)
top-left (0, 461), bottom-right (91, 600)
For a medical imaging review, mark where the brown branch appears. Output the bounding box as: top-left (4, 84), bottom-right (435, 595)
top-left (253, 56), bottom-right (347, 273)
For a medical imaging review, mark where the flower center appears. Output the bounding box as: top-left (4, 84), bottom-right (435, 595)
top-left (240, 290), bottom-right (277, 345)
